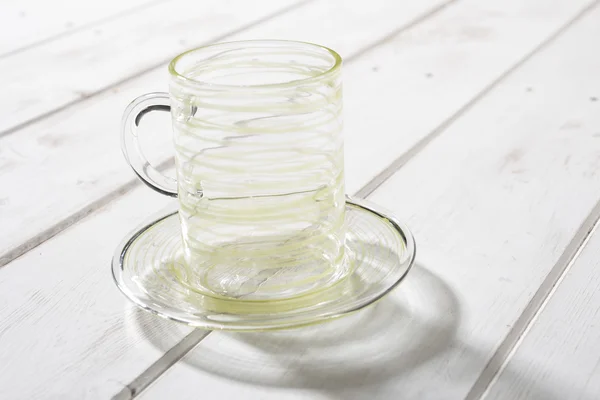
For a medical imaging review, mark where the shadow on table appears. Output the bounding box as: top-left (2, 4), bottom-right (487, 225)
top-left (134, 264), bottom-right (456, 392)
top-left (131, 262), bottom-right (565, 399)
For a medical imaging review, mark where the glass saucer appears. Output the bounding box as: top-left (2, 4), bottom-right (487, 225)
top-left (112, 197), bottom-right (416, 331)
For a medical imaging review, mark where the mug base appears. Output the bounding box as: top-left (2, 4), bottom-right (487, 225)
top-left (179, 234), bottom-right (352, 302)
top-left (111, 197), bottom-right (416, 331)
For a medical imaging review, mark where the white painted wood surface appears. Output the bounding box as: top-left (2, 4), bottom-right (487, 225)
top-left (0, 0), bottom-right (587, 270)
top-left (0, 1), bottom-right (452, 398)
top-left (0, 188), bottom-right (184, 400)
top-left (484, 224), bottom-right (600, 400)
top-left (0, 0), bottom-right (157, 56)
top-left (1, 0), bottom-right (600, 398)
top-left (0, 0), bottom-right (308, 135)
top-left (141, 1), bottom-right (600, 399)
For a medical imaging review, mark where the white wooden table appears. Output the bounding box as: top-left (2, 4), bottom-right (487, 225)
top-left (2, 0), bottom-right (600, 398)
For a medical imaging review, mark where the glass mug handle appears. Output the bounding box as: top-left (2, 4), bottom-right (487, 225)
top-left (121, 92), bottom-right (178, 198)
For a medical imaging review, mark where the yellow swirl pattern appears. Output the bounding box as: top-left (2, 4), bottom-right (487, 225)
top-left (112, 199), bottom-right (416, 331)
top-left (168, 42), bottom-right (346, 300)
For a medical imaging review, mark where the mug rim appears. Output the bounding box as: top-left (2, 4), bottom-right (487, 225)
top-left (168, 39), bottom-right (342, 90)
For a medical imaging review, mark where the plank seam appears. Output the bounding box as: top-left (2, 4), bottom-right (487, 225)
top-left (460, 1), bottom-right (600, 398)
top-left (0, 0), bottom-right (314, 139)
top-left (111, 330), bottom-right (212, 400)
top-left (343, 0), bottom-right (459, 64)
top-left (356, 0), bottom-right (600, 200)
top-left (465, 201), bottom-right (600, 397)
top-left (0, 0), bottom-right (169, 60)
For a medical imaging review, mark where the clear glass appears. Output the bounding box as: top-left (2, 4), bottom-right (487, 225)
top-left (122, 40), bottom-right (347, 301)
top-left (112, 198), bottom-right (416, 331)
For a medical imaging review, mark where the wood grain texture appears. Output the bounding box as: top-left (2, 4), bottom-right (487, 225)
top-left (0, 189), bottom-right (186, 400)
top-left (139, 2), bottom-right (600, 399)
top-left (0, 0), bottom-right (304, 135)
top-left (0, 0), bottom-right (159, 57)
top-left (483, 219), bottom-right (600, 400)
top-left (0, 1), bottom-right (450, 399)
top-left (0, 0), bottom-right (586, 269)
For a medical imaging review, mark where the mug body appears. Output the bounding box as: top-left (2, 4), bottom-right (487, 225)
top-left (167, 40), bottom-right (346, 300)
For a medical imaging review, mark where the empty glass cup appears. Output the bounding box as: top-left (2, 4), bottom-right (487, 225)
top-left (121, 40), bottom-right (348, 301)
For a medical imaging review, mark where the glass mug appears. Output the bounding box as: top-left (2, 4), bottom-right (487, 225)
top-left (121, 40), bottom-right (347, 301)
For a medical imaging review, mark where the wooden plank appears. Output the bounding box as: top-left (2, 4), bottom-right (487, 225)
top-left (0, 0), bottom-right (159, 57)
top-left (0, 1), bottom-right (451, 398)
top-left (0, 0), bottom-right (304, 135)
top-left (0, 189), bottom-right (184, 400)
top-left (0, 0), bottom-right (587, 269)
top-left (483, 219), bottom-right (600, 400)
top-left (138, 1), bottom-right (600, 399)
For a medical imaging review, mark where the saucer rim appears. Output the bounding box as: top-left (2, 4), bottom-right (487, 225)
top-left (112, 196), bottom-right (416, 331)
